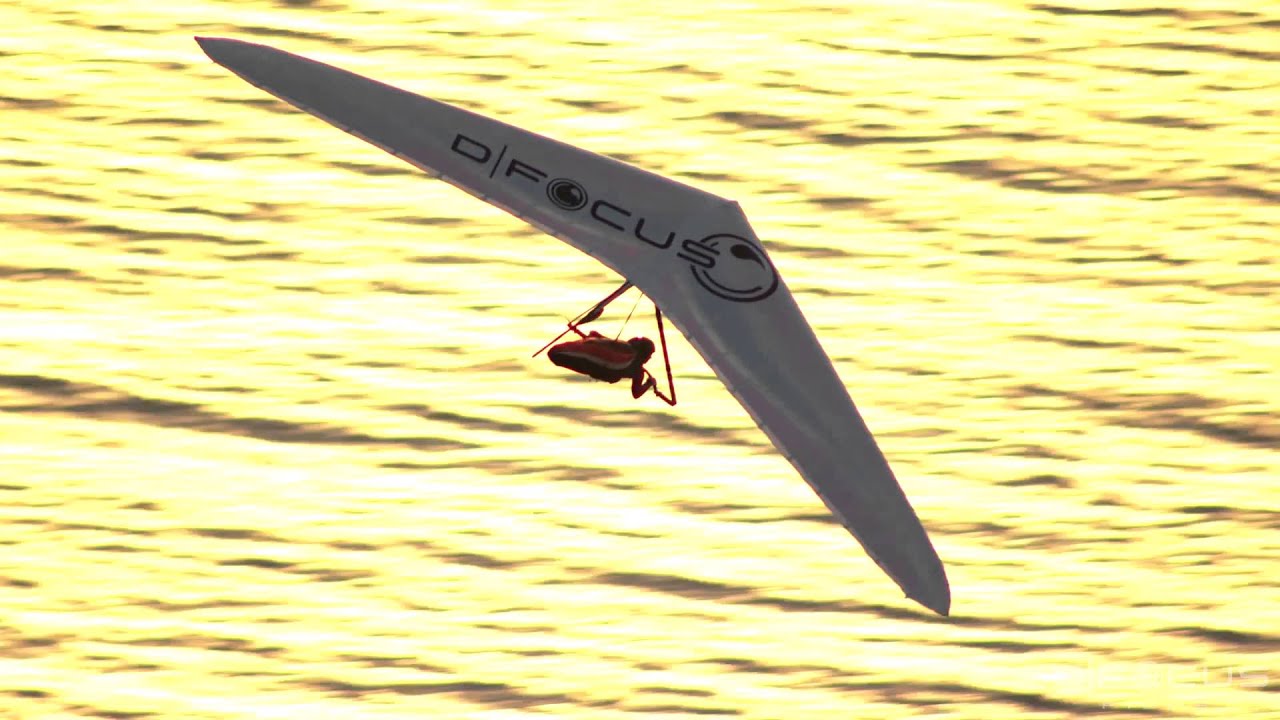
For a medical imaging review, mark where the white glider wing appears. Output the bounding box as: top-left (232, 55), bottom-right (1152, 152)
top-left (196, 37), bottom-right (950, 615)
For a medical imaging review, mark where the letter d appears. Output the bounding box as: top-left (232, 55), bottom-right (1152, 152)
top-left (451, 134), bottom-right (491, 163)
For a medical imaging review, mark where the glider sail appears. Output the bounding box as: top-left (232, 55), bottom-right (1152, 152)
top-left (196, 37), bottom-right (950, 615)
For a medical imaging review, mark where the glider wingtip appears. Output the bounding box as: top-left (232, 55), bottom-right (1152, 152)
top-left (194, 35), bottom-right (227, 59)
top-left (194, 36), bottom-right (254, 62)
top-left (932, 596), bottom-right (952, 617)
top-left (910, 585), bottom-right (951, 617)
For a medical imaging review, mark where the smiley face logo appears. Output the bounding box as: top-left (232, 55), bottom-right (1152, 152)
top-left (546, 178), bottom-right (588, 210)
top-left (678, 233), bottom-right (779, 302)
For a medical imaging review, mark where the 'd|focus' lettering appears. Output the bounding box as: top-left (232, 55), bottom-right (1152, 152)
top-left (452, 130), bottom-right (686, 259)
top-left (634, 217), bottom-right (675, 249)
top-left (506, 159), bottom-right (547, 184)
top-left (677, 239), bottom-right (716, 268)
top-left (451, 134), bottom-right (491, 163)
top-left (590, 200), bottom-right (631, 231)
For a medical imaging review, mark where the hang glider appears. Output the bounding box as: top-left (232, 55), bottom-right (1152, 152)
top-left (195, 36), bottom-right (950, 616)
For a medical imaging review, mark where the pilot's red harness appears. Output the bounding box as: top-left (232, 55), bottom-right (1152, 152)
top-left (535, 282), bottom-right (676, 405)
top-left (547, 333), bottom-right (642, 383)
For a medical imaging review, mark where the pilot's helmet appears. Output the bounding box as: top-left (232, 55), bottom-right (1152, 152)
top-left (628, 337), bottom-right (655, 364)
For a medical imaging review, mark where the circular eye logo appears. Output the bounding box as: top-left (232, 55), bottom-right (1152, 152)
top-left (687, 233), bottom-right (778, 302)
top-left (546, 178), bottom-right (588, 210)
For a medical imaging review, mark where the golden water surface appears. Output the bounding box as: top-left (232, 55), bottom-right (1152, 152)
top-left (2, 1), bottom-right (1277, 718)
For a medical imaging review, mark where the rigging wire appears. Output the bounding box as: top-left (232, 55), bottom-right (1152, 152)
top-left (613, 292), bottom-right (643, 340)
